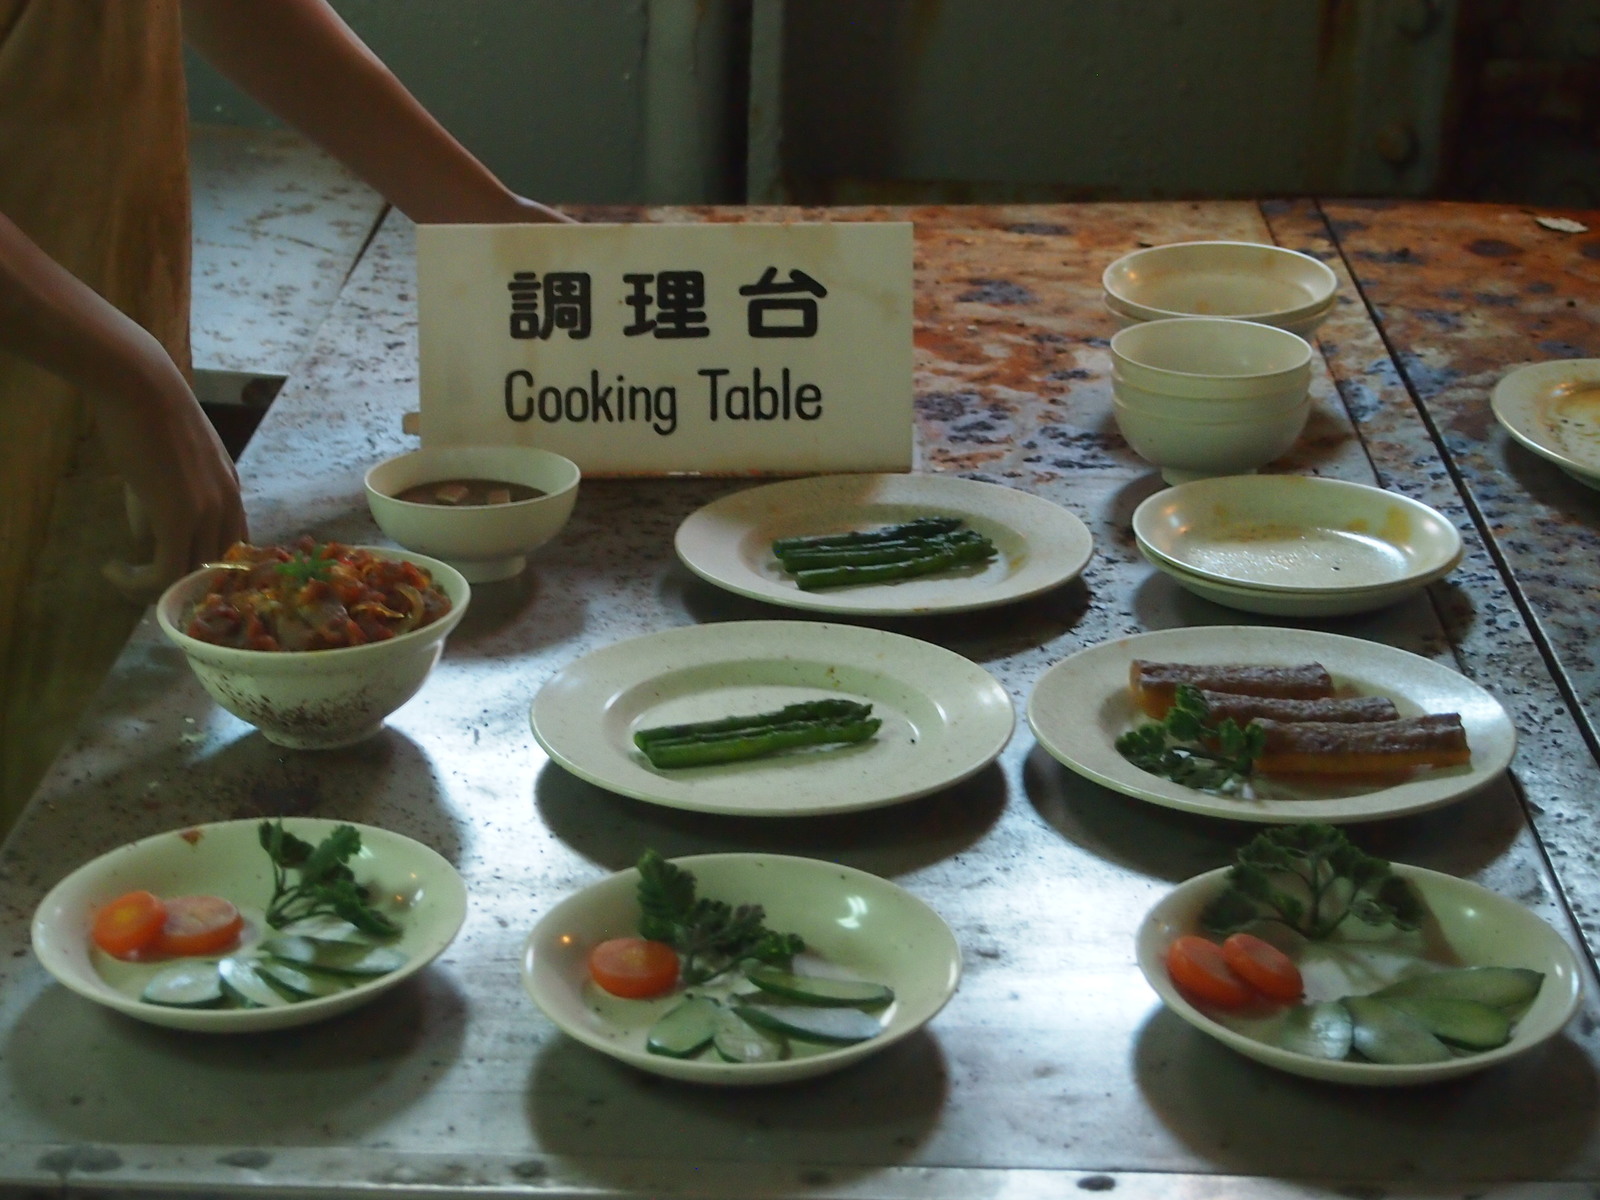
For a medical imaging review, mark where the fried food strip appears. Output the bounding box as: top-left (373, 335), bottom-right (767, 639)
top-left (1196, 690), bottom-right (1400, 726)
top-left (1253, 713), bottom-right (1470, 776)
top-left (1130, 661), bottom-right (1335, 718)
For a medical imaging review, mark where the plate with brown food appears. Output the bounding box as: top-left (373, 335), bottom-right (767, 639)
top-left (1026, 627), bottom-right (1515, 823)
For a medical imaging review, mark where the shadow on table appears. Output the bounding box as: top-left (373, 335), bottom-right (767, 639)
top-left (533, 759), bottom-right (1007, 877)
top-left (1131, 1006), bottom-right (1600, 1179)
top-left (667, 561), bottom-right (1094, 662)
top-left (524, 1026), bottom-right (950, 1178)
top-left (3, 968), bottom-right (468, 1142)
top-left (1020, 741), bottom-right (1521, 884)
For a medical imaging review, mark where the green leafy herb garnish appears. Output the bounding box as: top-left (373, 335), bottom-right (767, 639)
top-left (1200, 824), bottom-right (1425, 941)
top-left (259, 820), bottom-right (400, 937)
top-left (635, 850), bottom-right (805, 985)
top-left (274, 546), bottom-right (336, 584)
top-left (1115, 684), bottom-right (1266, 793)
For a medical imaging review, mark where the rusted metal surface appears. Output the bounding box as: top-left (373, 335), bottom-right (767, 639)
top-left (3, 202), bottom-right (1600, 1198)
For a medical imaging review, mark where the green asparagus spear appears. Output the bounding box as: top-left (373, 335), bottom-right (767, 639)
top-left (771, 517), bottom-right (962, 556)
top-left (792, 538), bottom-right (997, 590)
top-left (640, 716), bottom-right (882, 768)
top-left (633, 699), bottom-right (872, 748)
top-left (775, 530), bottom-right (993, 571)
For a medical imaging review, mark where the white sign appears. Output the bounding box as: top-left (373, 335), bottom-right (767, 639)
top-left (415, 222), bottom-right (913, 476)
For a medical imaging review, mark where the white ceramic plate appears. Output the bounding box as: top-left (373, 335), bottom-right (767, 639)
top-left (1133, 476), bottom-right (1463, 595)
top-left (1137, 546), bottom-right (1429, 618)
top-left (674, 474), bottom-right (1093, 616)
top-left (522, 853), bottom-right (961, 1085)
top-left (1490, 359), bottom-right (1600, 489)
top-left (1137, 863), bottom-right (1582, 1085)
top-left (30, 819), bottom-right (468, 1033)
top-left (530, 621), bottom-right (1014, 816)
top-left (1026, 626), bottom-right (1516, 823)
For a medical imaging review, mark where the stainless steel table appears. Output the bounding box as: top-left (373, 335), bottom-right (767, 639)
top-left (5, 202), bottom-right (1600, 1199)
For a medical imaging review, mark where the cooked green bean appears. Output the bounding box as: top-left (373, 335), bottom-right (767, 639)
top-left (792, 538), bottom-right (996, 590)
top-left (775, 530), bottom-right (992, 571)
top-left (634, 699), bottom-right (871, 749)
top-left (640, 716), bottom-right (881, 768)
top-left (770, 517), bottom-right (962, 556)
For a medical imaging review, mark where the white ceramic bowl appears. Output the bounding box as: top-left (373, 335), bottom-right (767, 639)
top-left (1114, 395), bottom-right (1311, 486)
top-left (365, 446), bottom-right (580, 583)
top-left (1137, 863), bottom-right (1582, 1085)
top-left (156, 547), bottom-right (469, 749)
top-left (1110, 316), bottom-right (1314, 401)
top-left (522, 853), bottom-right (961, 1085)
top-left (31, 818), bottom-right (468, 1033)
top-left (1137, 548), bottom-right (1434, 617)
top-left (1105, 292), bottom-right (1336, 341)
top-left (1132, 475), bottom-right (1464, 595)
top-left (1103, 240), bottom-right (1338, 327)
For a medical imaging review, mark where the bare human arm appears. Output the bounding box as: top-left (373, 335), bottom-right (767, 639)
top-left (0, 211), bottom-right (247, 592)
top-left (181, 0), bottom-right (574, 225)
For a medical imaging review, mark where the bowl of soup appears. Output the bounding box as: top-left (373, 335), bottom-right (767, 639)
top-left (365, 446), bottom-right (580, 582)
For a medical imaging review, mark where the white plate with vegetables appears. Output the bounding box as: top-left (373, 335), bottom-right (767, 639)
top-left (529, 620), bottom-right (1014, 816)
top-left (1137, 827), bottom-right (1583, 1085)
top-left (521, 852), bottom-right (961, 1084)
top-left (674, 473), bottom-right (1093, 616)
top-left (1026, 626), bottom-right (1515, 824)
top-left (30, 819), bottom-right (468, 1033)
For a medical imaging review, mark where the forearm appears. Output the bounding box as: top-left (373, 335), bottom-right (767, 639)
top-left (182, 0), bottom-right (566, 224)
top-left (0, 212), bottom-right (183, 414)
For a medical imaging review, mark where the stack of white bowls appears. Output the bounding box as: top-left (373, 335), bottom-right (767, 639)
top-left (1103, 240), bottom-right (1339, 338)
top-left (1110, 316), bottom-right (1314, 484)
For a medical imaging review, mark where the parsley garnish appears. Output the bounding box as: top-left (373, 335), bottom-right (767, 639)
top-left (1115, 684), bottom-right (1266, 793)
top-left (274, 545), bottom-right (336, 584)
top-left (1200, 824), bottom-right (1425, 941)
top-left (635, 849), bottom-right (805, 985)
top-left (258, 820), bottom-right (400, 937)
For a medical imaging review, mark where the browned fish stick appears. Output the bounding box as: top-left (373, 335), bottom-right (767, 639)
top-left (1130, 661), bottom-right (1335, 718)
top-left (1254, 713), bottom-right (1470, 776)
top-left (1196, 690), bottom-right (1400, 726)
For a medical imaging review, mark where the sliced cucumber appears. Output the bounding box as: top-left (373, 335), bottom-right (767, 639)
top-left (276, 915), bottom-right (374, 944)
top-left (741, 962), bottom-right (893, 1009)
top-left (218, 956), bottom-right (293, 1008)
top-left (647, 995), bottom-right (721, 1058)
top-left (1344, 996), bottom-right (1453, 1065)
top-left (260, 936), bottom-right (407, 977)
top-left (713, 1006), bottom-right (788, 1063)
top-left (257, 958), bottom-right (350, 1000)
top-left (1378, 995), bottom-right (1512, 1050)
top-left (731, 1002), bottom-right (882, 1045)
top-left (1372, 967), bottom-right (1544, 1013)
top-left (141, 962), bottom-right (226, 1008)
top-left (1277, 1001), bottom-right (1353, 1061)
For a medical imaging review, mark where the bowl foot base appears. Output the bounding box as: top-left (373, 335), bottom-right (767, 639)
top-left (1160, 466), bottom-right (1259, 487)
top-left (258, 723), bottom-right (384, 750)
top-left (450, 554), bottom-right (527, 583)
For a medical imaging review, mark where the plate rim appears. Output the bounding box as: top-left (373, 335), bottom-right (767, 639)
top-left (29, 817), bottom-right (468, 1033)
top-left (1025, 626), bottom-right (1516, 824)
top-left (673, 473), bottom-right (1094, 616)
top-left (529, 620), bottom-right (1015, 817)
top-left (520, 851), bottom-right (962, 1085)
top-left (1490, 359), bottom-right (1600, 484)
top-left (1131, 476), bottom-right (1463, 595)
top-left (1135, 863), bottom-right (1584, 1085)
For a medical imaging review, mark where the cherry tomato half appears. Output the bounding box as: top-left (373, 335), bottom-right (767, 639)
top-left (154, 894), bottom-right (245, 958)
top-left (587, 937), bottom-right (681, 999)
top-left (1164, 934), bottom-right (1256, 1008)
top-left (1221, 932), bottom-right (1303, 1002)
top-left (91, 891), bottom-right (169, 959)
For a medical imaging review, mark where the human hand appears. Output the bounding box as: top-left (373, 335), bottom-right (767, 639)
top-left (87, 370), bottom-right (248, 600)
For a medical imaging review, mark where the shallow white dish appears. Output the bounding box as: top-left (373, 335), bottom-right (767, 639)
top-left (1133, 475), bottom-right (1463, 595)
top-left (1490, 359), bottom-right (1600, 490)
top-left (522, 853), bottom-right (961, 1085)
top-left (31, 819), bottom-right (468, 1033)
top-left (1137, 863), bottom-right (1582, 1085)
top-left (1102, 240), bottom-right (1338, 326)
top-left (674, 474), bottom-right (1093, 616)
top-left (1026, 626), bottom-right (1515, 823)
top-left (1137, 548), bottom-right (1434, 618)
top-left (530, 621), bottom-right (1014, 817)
